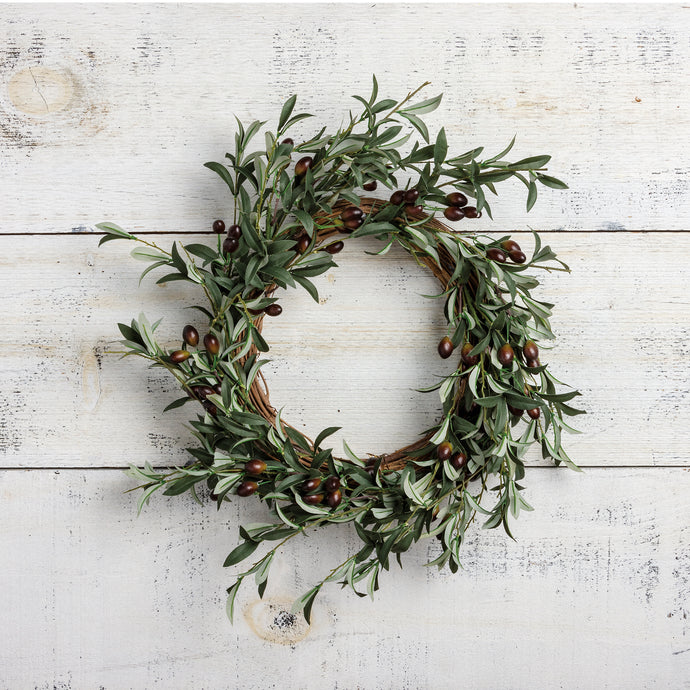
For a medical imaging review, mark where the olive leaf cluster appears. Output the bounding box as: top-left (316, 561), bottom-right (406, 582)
top-left (99, 77), bottom-right (582, 624)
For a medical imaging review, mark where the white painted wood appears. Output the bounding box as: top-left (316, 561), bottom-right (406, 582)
top-left (1, 3), bottom-right (689, 688)
top-left (1, 232), bottom-right (689, 467)
top-left (0, 4), bottom-right (689, 234)
top-left (0, 468), bottom-right (688, 689)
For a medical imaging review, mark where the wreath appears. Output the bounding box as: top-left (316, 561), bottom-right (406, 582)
top-left (99, 78), bottom-right (584, 623)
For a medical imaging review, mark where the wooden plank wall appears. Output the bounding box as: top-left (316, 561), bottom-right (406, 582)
top-left (1, 4), bottom-right (689, 688)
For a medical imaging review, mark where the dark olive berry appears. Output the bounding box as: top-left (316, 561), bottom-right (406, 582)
top-left (325, 241), bottom-right (344, 254)
top-left (237, 480), bottom-right (258, 497)
top-left (223, 237), bottom-right (239, 255)
top-left (281, 137), bottom-right (294, 146)
top-left (295, 156), bottom-right (313, 177)
top-left (486, 248), bottom-right (507, 263)
top-left (296, 236), bottom-right (310, 253)
top-left (498, 343), bottom-right (515, 367)
top-left (510, 250), bottom-right (527, 264)
top-left (265, 304), bottom-right (283, 317)
top-left (463, 206), bottom-right (479, 219)
top-left (182, 325), bottom-right (199, 347)
top-left (438, 336), bottom-right (454, 359)
top-left (390, 190), bottom-right (405, 205)
top-left (523, 340), bottom-right (539, 361)
top-left (323, 476), bottom-right (341, 493)
top-left (213, 383), bottom-right (222, 395)
top-left (202, 401), bottom-right (218, 416)
top-left (461, 343), bottom-right (480, 366)
top-left (245, 459), bottom-right (267, 476)
top-left (204, 333), bottom-right (220, 355)
top-left (303, 493), bottom-right (324, 505)
top-left (193, 385), bottom-right (215, 399)
top-left (405, 204), bottom-right (423, 216)
top-left (248, 308), bottom-right (263, 316)
top-left (227, 224), bottom-right (242, 240)
top-left (526, 358), bottom-right (540, 369)
top-left (501, 239), bottom-right (521, 253)
top-left (212, 219), bottom-right (225, 234)
top-left (170, 350), bottom-right (190, 364)
top-left (404, 188), bottom-right (419, 203)
top-left (450, 452), bottom-right (468, 470)
top-left (437, 442), bottom-right (453, 462)
top-left (302, 477), bottom-right (322, 493)
top-left (363, 180), bottom-right (378, 191)
top-left (508, 404), bottom-right (522, 417)
top-left (327, 489), bottom-right (343, 509)
top-left (527, 407), bottom-right (541, 420)
top-left (343, 217), bottom-right (363, 231)
top-left (340, 206), bottom-right (364, 222)
top-left (210, 491), bottom-right (219, 502)
top-left (444, 206), bottom-right (465, 222)
top-left (445, 192), bottom-right (468, 207)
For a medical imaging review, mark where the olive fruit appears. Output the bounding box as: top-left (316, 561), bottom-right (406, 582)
top-left (295, 156), bottom-right (313, 177)
top-left (445, 192), bottom-right (468, 207)
top-left (212, 219), bottom-right (225, 234)
top-left (295, 236), bottom-right (310, 253)
top-left (486, 248), bottom-right (507, 263)
top-left (245, 459), bottom-right (267, 475)
top-left (450, 452), bottom-right (467, 470)
top-left (223, 237), bottom-right (239, 255)
top-left (182, 324), bottom-right (199, 347)
top-left (463, 206), bottom-right (479, 219)
top-left (303, 493), bottom-right (325, 505)
top-left (202, 401), bottom-right (218, 416)
top-left (510, 250), bottom-right (527, 264)
top-left (227, 224), bottom-right (242, 240)
top-left (526, 358), bottom-right (540, 369)
top-left (437, 442), bottom-right (453, 462)
top-left (204, 333), bottom-right (220, 355)
top-left (265, 304), bottom-right (283, 317)
top-left (498, 343), bottom-right (515, 367)
top-left (192, 385), bottom-right (215, 399)
top-left (324, 476), bottom-right (341, 493)
top-left (324, 241), bottom-right (344, 254)
top-left (390, 190), bottom-right (405, 205)
top-left (501, 239), bottom-right (521, 253)
top-left (281, 137), bottom-right (294, 146)
top-left (404, 188), bottom-right (420, 203)
top-left (237, 481), bottom-right (258, 497)
top-left (302, 477), bottom-right (322, 493)
top-left (327, 489), bottom-right (343, 508)
top-left (363, 180), bottom-right (378, 191)
top-left (444, 206), bottom-right (465, 222)
top-left (343, 217), bottom-right (363, 231)
top-left (438, 336), bottom-right (454, 359)
top-left (170, 350), bottom-right (190, 364)
top-left (405, 204), bottom-right (423, 216)
top-left (461, 343), bottom-right (480, 366)
top-left (523, 340), bottom-right (539, 361)
top-left (340, 206), bottom-right (364, 222)
top-left (213, 383), bottom-right (222, 395)
top-left (527, 407), bottom-right (541, 420)
top-left (507, 404), bottom-right (522, 417)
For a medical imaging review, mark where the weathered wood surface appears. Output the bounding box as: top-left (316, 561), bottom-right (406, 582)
top-left (0, 469), bottom-right (688, 689)
top-left (0, 3), bottom-right (689, 234)
top-left (1, 232), bottom-right (689, 468)
top-left (1, 3), bottom-right (690, 689)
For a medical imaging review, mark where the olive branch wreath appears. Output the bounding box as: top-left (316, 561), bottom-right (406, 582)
top-left (99, 77), bottom-right (584, 623)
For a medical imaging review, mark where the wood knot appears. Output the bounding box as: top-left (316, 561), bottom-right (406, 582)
top-left (7, 65), bottom-right (76, 117)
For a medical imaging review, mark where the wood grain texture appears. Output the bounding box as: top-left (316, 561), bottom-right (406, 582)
top-left (1, 232), bottom-right (689, 468)
top-left (0, 468), bottom-right (688, 689)
top-left (1, 3), bottom-right (689, 688)
top-left (0, 3), bottom-right (689, 234)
